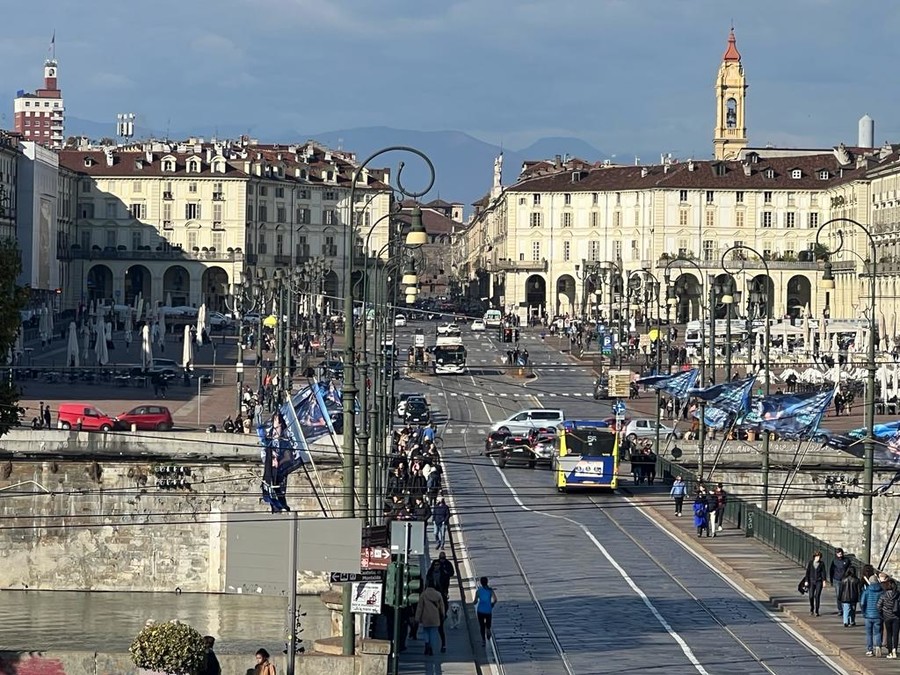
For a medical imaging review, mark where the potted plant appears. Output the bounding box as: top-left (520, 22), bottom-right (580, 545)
top-left (129, 619), bottom-right (206, 675)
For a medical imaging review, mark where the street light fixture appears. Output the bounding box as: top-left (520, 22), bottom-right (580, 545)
top-left (815, 219), bottom-right (877, 565)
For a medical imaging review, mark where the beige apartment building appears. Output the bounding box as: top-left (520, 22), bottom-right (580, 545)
top-left (58, 139), bottom-right (391, 312)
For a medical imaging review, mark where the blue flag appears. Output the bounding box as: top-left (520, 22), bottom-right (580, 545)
top-left (638, 368), bottom-right (699, 399)
top-left (743, 389), bottom-right (835, 439)
top-left (691, 375), bottom-right (756, 413)
top-left (256, 403), bottom-right (312, 513)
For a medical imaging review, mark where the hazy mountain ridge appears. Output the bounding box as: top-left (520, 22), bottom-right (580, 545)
top-left (65, 118), bottom-right (608, 206)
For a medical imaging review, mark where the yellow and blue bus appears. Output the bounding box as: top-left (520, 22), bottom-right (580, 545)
top-left (553, 420), bottom-right (619, 492)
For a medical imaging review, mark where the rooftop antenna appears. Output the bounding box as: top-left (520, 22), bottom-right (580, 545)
top-left (116, 113), bottom-right (135, 139)
top-left (337, 137), bottom-right (344, 150)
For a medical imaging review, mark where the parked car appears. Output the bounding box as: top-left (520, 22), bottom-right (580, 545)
top-left (592, 377), bottom-right (611, 400)
top-left (498, 432), bottom-right (538, 469)
top-left (437, 323), bottom-right (459, 335)
top-left (396, 393), bottom-right (426, 417)
top-left (394, 314), bottom-right (408, 327)
top-left (242, 312), bottom-right (261, 325)
top-left (115, 405), bottom-right (174, 431)
top-left (320, 360), bottom-right (344, 379)
top-left (208, 311), bottom-right (234, 330)
top-left (57, 403), bottom-right (116, 432)
top-left (404, 399), bottom-right (431, 425)
top-left (491, 409), bottom-right (565, 435)
top-left (622, 418), bottom-right (680, 441)
top-left (471, 319), bottom-right (486, 332)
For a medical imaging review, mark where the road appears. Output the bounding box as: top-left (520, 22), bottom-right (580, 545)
top-left (390, 321), bottom-right (847, 675)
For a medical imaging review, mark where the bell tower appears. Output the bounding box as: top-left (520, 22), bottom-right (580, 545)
top-left (713, 28), bottom-right (748, 160)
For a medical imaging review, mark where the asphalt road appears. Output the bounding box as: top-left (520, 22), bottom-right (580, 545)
top-left (390, 321), bottom-right (848, 675)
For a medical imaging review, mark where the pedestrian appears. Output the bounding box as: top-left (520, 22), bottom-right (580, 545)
top-left (830, 548), bottom-right (851, 616)
top-left (415, 579), bottom-right (446, 656)
top-left (877, 577), bottom-right (900, 659)
top-left (692, 491), bottom-right (709, 538)
top-left (670, 475), bottom-right (686, 517)
top-left (474, 576), bottom-right (497, 647)
top-left (713, 483), bottom-right (727, 532)
top-left (253, 648), bottom-right (276, 675)
top-left (839, 566), bottom-right (861, 627)
top-left (202, 636), bottom-right (221, 675)
top-left (804, 550), bottom-right (827, 617)
top-left (432, 497), bottom-right (450, 549)
top-left (704, 485), bottom-right (718, 537)
top-left (860, 571), bottom-right (884, 656)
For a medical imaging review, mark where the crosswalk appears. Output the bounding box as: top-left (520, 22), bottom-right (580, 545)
top-left (436, 391), bottom-right (595, 398)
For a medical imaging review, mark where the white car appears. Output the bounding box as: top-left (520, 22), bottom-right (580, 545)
top-left (471, 319), bottom-right (486, 331)
top-left (208, 311), bottom-right (234, 328)
top-left (437, 323), bottom-right (459, 335)
top-left (394, 314), bottom-right (407, 327)
top-left (491, 409), bottom-right (565, 435)
top-left (622, 418), bottom-right (680, 441)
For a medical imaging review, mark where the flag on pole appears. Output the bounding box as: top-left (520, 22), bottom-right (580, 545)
top-left (743, 389), bottom-right (835, 440)
top-left (637, 368), bottom-right (699, 399)
top-left (690, 375), bottom-right (757, 428)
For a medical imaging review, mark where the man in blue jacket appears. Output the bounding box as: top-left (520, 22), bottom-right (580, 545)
top-left (859, 574), bottom-right (884, 657)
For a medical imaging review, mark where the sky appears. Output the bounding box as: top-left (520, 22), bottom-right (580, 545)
top-left (2, 0), bottom-right (900, 159)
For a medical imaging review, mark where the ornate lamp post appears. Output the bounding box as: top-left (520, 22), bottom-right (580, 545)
top-left (817, 218), bottom-right (877, 564)
top-left (628, 269), bottom-right (664, 450)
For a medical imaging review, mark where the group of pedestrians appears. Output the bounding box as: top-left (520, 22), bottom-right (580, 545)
top-left (803, 549), bottom-right (900, 658)
top-left (680, 481), bottom-right (727, 537)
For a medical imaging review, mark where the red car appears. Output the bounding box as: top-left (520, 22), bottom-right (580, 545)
top-left (115, 405), bottom-right (174, 431)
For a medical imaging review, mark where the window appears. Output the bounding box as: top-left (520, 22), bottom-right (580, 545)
top-left (786, 212), bottom-right (796, 228)
top-left (615, 192), bottom-right (621, 206)
top-left (213, 182), bottom-right (223, 194)
top-left (248, 184), bottom-right (255, 195)
top-left (259, 186), bottom-right (268, 197)
top-left (275, 187), bottom-right (285, 198)
top-left (590, 211), bottom-right (600, 228)
top-left (131, 231), bottom-right (142, 250)
top-left (276, 206), bottom-right (286, 223)
top-left (133, 181), bottom-right (142, 193)
top-left (561, 212), bottom-right (573, 228)
top-left (533, 194), bottom-right (541, 206)
top-left (529, 212), bottom-right (542, 228)
top-left (276, 234), bottom-right (284, 256)
top-left (705, 210), bottom-right (715, 228)
top-left (762, 211), bottom-right (773, 228)
top-left (765, 168), bottom-right (775, 179)
top-left (706, 191), bottom-right (714, 203)
top-left (188, 182), bottom-right (197, 193)
top-left (564, 193), bottom-right (572, 206)
top-left (791, 169), bottom-right (802, 179)
top-left (324, 190), bottom-right (336, 201)
top-left (787, 192), bottom-right (796, 206)
top-left (212, 232), bottom-right (223, 251)
top-left (532, 241), bottom-right (541, 260)
top-left (163, 203), bottom-right (172, 223)
top-left (764, 191), bottom-right (773, 203)
top-left (679, 190), bottom-right (688, 203)
top-left (592, 193), bottom-right (599, 205)
top-left (257, 232), bottom-right (267, 254)
top-left (297, 207), bottom-right (310, 224)
top-left (324, 209), bottom-right (335, 225)
top-left (186, 203), bottom-right (201, 219)
top-left (588, 240), bottom-right (600, 261)
top-left (296, 235), bottom-right (308, 259)
top-left (818, 170), bottom-right (829, 180)
top-left (784, 248), bottom-right (795, 259)
top-left (187, 230), bottom-right (198, 250)
top-left (563, 240), bottom-right (571, 261)
top-left (702, 240), bottom-right (715, 261)
top-left (811, 194), bottom-right (819, 207)
top-left (105, 202), bottom-right (117, 218)
top-left (735, 191), bottom-right (744, 203)
top-left (79, 203), bottom-right (94, 219)
top-left (677, 239), bottom-right (689, 256)
top-left (613, 211), bottom-right (622, 228)
top-left (297, 188), bottom-right (310, 200)
top-left (105, 230), bottom-right (117, 248)
top-left (808, 212), bottom-right (819, 229)
top-left (258, 204), bottom-right (268, 221)
top-left (129, 203), bottom-right (145, 219)
top-left (678, 209), bottom-right (689, 227)
top-left (613, 240), bottom-right (622, 260)
top-left (735, 210), bottom-right (745, 228)
top-left (213, 203), bottom-right (223, 223)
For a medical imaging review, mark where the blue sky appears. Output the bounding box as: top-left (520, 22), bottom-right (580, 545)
top-left (2, 0), bottom-right (899, 158)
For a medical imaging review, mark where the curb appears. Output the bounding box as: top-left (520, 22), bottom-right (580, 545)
top-left (624, 488), bottom-right (875, 675)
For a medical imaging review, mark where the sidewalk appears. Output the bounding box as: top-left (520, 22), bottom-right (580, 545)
top-left (628, 481), bottom-right (896, 675)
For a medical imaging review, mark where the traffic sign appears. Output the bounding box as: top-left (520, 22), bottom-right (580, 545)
top-left (613, 400), bottom-right (626, 417)
top-left (351, 581), bottom-right (384, 615)
top-left (329, 570), bottom-right (383, 584)
top-left (361, 545), bottom-right (391, 571)
top-left (608, 370), bottom-right (631, 398)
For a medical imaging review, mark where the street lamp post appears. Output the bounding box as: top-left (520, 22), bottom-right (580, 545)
top-left (628, 269), bottom-right (663, 451)
top-left (817, 219), bottom-right (877, 564)
top-left (225, 270), bottom-right (264, 411)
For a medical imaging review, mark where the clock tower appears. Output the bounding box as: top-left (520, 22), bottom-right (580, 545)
top-left (713, 28), bottom-right (748, 160)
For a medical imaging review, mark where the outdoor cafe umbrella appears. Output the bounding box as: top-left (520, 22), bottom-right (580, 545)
top-left (66, 321), bottom-right (80, 368)
top-left (141, 324), bottom-right (153, 371)
top-left (182, 325), bottom-right (193, 370)
top-left (196, 304), bottom-right (207, 346)
top-left (95, 317), bottom-right (109, 366)
top-left (158, 308), bottom-right (167, 348)
top-left (134, 294), bottom-right (143, 322)
top-left (38, 306), bottom-right (49, 344)
top-left (80, 322), bottom-right (90, 363)
top-left (124, 308), bottom-right (133, 344)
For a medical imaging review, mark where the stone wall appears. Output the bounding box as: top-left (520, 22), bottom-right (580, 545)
top-left (665, 439), bottom-right (900, 573)
top-left (0, 430), bottom-right (343, 592)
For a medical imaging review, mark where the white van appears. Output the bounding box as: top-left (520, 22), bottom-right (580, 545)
top-left (484, 309), bottom-right (503, 329)
top-left (491, 409), bottom-right (565, 435)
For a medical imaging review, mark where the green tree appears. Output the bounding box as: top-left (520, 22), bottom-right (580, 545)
top-left (0, 240), bottom-right (27, 436)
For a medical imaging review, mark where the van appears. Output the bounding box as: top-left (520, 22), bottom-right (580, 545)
top-left (491, 409), bottom-right (565, 435)
top-left (483, 309), bottom-right (502, 329)
top-left (57, 403), bottom-right (115, 432)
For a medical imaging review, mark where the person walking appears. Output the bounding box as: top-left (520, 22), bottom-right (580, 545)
top-left (713, 483), bottom-right (727, 532)
top-left (804, 551), bottom-right (827, 617)
top-left (877, 577), bottom-right (900, 659)
top-left (830, 548), bottom-right (851, 616)
top-left (42, 404), bottom-right (52, 430)
top-left (253, 648), bottom-right (276, 675)
top-left (692, 491), bottom-right (710, 538)
top-left (415, 580), bottom-right (446, 656)
top-left (704, 487), bottom-right (718, 538)
top-left (475, 576), bottom-right (498, 647)
top-left (670, 475), bottom-right (687, 516)
top-left (860, 571), bottom-right (884, 656)
top-left (839, 566), bottom-right (861, 627)
top-left (202, 636), bottom-right (221, 675)
top-left (432, 497), bottom-right (450, 549)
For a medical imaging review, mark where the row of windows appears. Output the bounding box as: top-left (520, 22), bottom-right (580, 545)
top-left (528, 209), bottom-right (821, 230)
top-left (524, 188), bottom-right (827, 208)
top-left (22, 100), bottom-right (61, 108)
top-left (84, 230), bottom-right (227, 252)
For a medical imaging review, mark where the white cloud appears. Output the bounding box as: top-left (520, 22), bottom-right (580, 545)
top-left (89, 72), bottom-right (135, 90)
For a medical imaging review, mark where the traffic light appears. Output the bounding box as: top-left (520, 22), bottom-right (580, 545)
top-left (402, 562), bottom-right (422, 607)
top-left (385, 561), bottom-right (402, 608)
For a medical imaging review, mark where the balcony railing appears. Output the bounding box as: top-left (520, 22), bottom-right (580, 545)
top-left (657, 255), bottom-right (821, 271)
top-left (494, 259), bottom-right (548, 272)
top-left (163, 192), bottom-right (173, 200)
top-left (212, 221), bottom-right (224, 230)
top-left (274, 255), bottom-right (291, 265)
top-left (71, 247), bottom-right (243, 263)
top-left (212, 192), bottom-right (225, 201)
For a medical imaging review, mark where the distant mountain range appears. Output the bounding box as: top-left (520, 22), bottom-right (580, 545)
top-left (65, 117), bottom-right (608, 208)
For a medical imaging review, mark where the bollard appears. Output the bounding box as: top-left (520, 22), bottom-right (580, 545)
top-left (131, 423), bottom-right (137, 433)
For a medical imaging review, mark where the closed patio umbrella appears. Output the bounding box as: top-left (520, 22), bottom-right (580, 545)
top-left (196, 304), bottom-right (207, 346)
top-left (66, 321), bottom-right (80, 368)
top-left (95, 317), bottom-right (109, 366)
top-left (141, 324), bottom-right (154, 371)
top-left (158, 308), bottom-right (167, 347)
top-left (182, 325), bottom-right (193, 370)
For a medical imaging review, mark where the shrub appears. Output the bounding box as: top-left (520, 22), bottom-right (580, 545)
top-left (129, 620), bottom-right (206, 675)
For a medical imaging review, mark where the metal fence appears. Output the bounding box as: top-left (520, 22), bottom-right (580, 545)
top-left (656, 455), bottom-right (862, 571)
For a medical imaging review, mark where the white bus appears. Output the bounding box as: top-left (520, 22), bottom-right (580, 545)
top-left (483, 309), bottom-right (503, 329)
top-left (432, 331), bottom-right (467, 374)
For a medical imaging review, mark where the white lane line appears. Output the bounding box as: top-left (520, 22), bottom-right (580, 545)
top-left (629, 499), bottom-right (850, 675)
top-left (493, 465), bottom-right (710, 675)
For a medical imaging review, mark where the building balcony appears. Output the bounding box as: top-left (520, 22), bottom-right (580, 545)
top-left (163, 191), bottom-right (173, 200)
top-left (212, 221), bottom-right (224, 230)
top-left (657, 254), bottom-right (821, 272)
top-left (212, 192), bottom-right (225, 201)
top-left (322, 245), bottom-right (338, 257)
top-left (274, 254), bottom-right (292, 265)
top-left (493, 258), bottom-right (548, 273)
top-left (71, 246), bottom-right (244, 263)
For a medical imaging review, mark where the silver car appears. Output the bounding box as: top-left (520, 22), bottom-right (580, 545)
top-left (622, 418), bottom-right (680, 441)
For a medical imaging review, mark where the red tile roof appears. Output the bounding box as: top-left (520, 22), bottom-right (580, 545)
top-left (723, 28), bottom-right (741, 62)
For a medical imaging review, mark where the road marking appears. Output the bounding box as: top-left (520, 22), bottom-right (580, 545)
top-left (493, 465), bottom-right (710, 675)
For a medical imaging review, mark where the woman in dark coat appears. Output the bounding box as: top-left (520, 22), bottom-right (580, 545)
top-left (838, 566), bottom-right (860, 627)
top-left (804, 550), bottom-right (827, 617)
top-left (692, 492), bottom-right (709, 538)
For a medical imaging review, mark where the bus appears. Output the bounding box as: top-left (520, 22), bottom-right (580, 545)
top-left (552, 420), bottom-right (619, 492)
top-left (483, 309), bottom-right (503, 329)
top-left (432, 326), bottom-right (467, 374)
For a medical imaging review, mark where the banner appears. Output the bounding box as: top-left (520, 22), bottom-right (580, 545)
top-left (638, 368), bottom-right (699, 400)
top-left (743, 389), bottom-right (835, 440)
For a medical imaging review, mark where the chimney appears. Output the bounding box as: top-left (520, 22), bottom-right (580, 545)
top-left (640, 167), bottom-right (649, 178)
top-left (688, 161), bottom-right (695, 172)
top-left (103, 147), bottom-right (114, 167)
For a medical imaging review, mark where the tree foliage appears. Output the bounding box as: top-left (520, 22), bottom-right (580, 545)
top-left (0, 240), bottom-right (26, 436)
top-left (129, 620), bottom-right (206, 675)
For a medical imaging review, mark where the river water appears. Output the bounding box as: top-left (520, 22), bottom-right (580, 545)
top-left (0, 590), bottom-right (329, 656)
